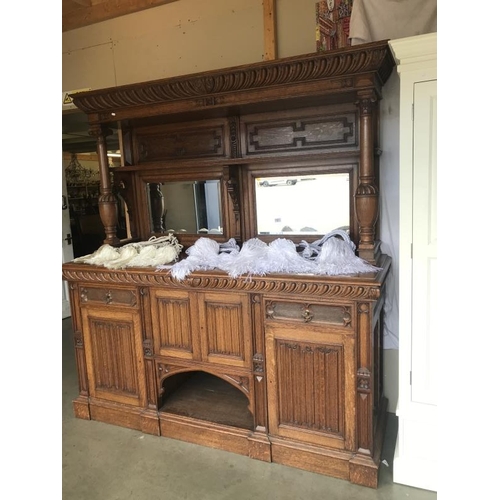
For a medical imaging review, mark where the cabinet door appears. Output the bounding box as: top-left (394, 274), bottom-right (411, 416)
top-left (411, 79), bottom-right (437, 406)
top-left (266, 324), bottom-right (356, 451)
top-left (81, 306), bottom-right (146, 407)
top-left (151, 288), bottom-right (200, 360)
top-left (198, 291), bottom-right (252, 369)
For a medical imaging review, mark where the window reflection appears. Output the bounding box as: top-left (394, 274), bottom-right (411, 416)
top-left (147, 180), bottom-right (223, 234)
top-left (255, 173), bottom-right (350, 235)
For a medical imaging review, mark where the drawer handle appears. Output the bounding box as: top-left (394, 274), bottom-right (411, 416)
top-left (302, 308), bottom-right (313, 323)
top-left (105, 291), bottom-right (113, 304)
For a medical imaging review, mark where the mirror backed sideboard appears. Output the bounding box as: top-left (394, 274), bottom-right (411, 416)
top-left (62, 40), bottom-right (395, 488)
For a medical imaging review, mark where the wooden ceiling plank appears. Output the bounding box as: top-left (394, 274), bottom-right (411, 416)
top-left (63, 0), bottom-right (179, 32)
top-left (263, 0), bottom-right (277, 61)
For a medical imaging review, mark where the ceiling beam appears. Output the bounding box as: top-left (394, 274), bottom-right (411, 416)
top-left (263, 0), bottom-right (277, 60)
top-left (63, 0), bottom-right (179, 32)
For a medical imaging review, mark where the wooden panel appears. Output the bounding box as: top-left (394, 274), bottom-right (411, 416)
top-left (199, 292), bottom-right (252, 368)
top-left (82, 307), bottom-right (145, 407)
top-left (133, 121), bottom-right (229, 163)
top-left (265, 300), bottom-right (352, 328)
top-left (266, 330), bottom-right (355, 450)
top-left (242, 111), bottom-right (357, 157)
top-left (270, 438), bottom-right (351, 480)
top-left (80, 285), bottom-right (138, 307)
top-left (151, 289), bottom-right (197, 360)
top-left (62, 0), bottom-right (180, 32)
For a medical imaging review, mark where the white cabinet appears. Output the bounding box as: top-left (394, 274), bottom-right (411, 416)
top-left (389, 33), bottom-right (437, 492)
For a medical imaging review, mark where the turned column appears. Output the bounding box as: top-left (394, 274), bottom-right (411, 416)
top-left (355, 90), bottom-right (379, 263)
top-left (89, 124), bottom-right (120, 246)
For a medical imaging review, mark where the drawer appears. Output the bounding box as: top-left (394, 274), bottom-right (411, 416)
top-left (79, 285), bottom-right (138, 308)
top-left (264, 300), bottom-right (352, 329)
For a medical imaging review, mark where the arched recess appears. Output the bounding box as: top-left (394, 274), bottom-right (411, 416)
top-left (158, 368), bottom-right (254, 431)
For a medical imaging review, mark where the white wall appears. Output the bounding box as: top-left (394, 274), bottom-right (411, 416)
top-left (63, 0), bottom-right (320, 91)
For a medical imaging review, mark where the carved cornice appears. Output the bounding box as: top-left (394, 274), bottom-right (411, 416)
top-left (62, 266), bottom-right (383, 300)
top-left (70, 41), bottom-right (394, 120)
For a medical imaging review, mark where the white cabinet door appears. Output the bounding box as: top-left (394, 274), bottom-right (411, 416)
top-left (390, 32), bottom-right (437, 492)
top-left (411, 79), bottom-right (437, 406)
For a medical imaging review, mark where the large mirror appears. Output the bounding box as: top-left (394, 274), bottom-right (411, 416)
top-left (255, 172), bottom-right (350, 236)
top-left (147, 180), bottom-right (223, 235)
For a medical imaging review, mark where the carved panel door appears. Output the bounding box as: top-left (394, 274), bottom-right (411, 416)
top-left (197, 291), bottom-right (252, 369)
top-left (81, 305), bottom-right (147, 407)
top-left (265, 323), bottom-right (356, 451)
top-left (151, 288), bottom-right (200, 361)
top-left (151, 289), bottom-right (252, 369)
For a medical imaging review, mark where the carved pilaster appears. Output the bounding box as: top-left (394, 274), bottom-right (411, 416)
top-left (89, 124), bottom-right (120, 246)
top-left (229, 116), bottom-right (242, 158)
top-left (223, 166), bottom-right (240, 224)
top-left (355, 90), bottom-right (379, 263)
top-left (356, 302), bottom-right (373, 455)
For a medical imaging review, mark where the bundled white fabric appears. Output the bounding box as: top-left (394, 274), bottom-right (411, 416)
top-left (166, 238), bottom-right (221, 280)
top-left (73, 235), bottom-right (183, 269)
top-left (166, 231), bottom-right (380, 280)
top-left (314, 236), bottom-right (380, 275)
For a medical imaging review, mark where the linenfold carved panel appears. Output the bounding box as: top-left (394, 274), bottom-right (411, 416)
top-left (152, 293), bottom-right (194, 357)
top-left (89, 318), bottom-right (140, 397)
top-left (205, 302), bottom-right (245, 359)
top-left (275, 340), bottom-right (344, 435)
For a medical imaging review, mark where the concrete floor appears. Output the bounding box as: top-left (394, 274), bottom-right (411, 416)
top-left (62, 318), bottom-right (437, 500)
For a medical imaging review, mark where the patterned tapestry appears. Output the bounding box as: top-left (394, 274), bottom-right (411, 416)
top-left (316, 0), bottom-right (353, 51)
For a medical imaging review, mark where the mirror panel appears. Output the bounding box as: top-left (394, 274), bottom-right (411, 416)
top-left (147, 180), bottom-right (223, 235)
top-left (255, 173), bottom-right (350, 235)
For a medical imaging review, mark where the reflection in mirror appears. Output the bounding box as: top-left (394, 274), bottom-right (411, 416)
top-left (147, 180), bottom-right (223, 234)
top-left (255, 173), bottom-right (350, 235)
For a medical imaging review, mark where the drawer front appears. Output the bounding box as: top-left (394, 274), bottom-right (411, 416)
top-left (264, 300), bottom-right (352, 330)
top-left (79, 285), bottom-right (138, 308)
